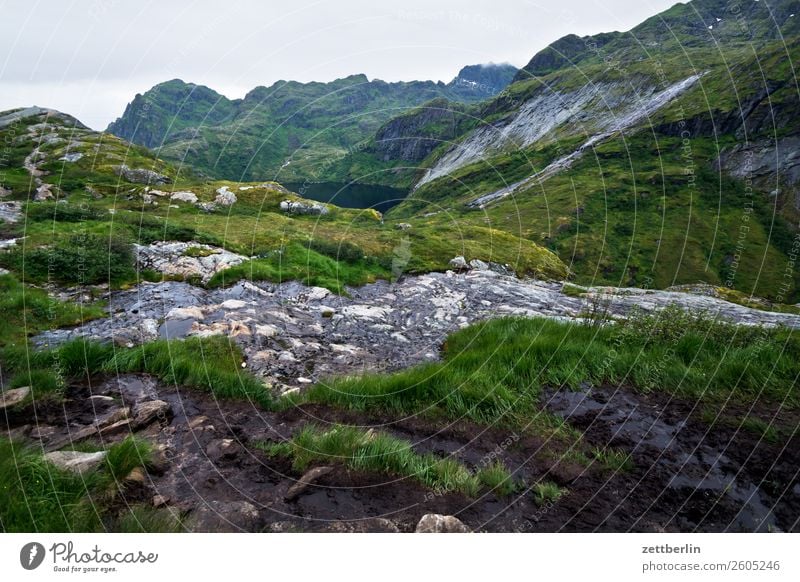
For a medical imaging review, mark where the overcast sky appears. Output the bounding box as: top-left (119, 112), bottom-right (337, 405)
top-left (0, 0), bottom-right (677, 129)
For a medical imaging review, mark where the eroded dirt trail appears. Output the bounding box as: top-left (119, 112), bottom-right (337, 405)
top-left (5, 373), bottom-right (798, 532)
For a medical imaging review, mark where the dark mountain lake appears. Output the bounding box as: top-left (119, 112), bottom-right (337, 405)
top-left (284, 182), bottom-right (407, 213)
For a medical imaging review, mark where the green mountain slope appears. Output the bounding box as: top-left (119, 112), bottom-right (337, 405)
top-left (383, 0), bottom-right (800, 300)
top-left (0, 106), bottom-right (566, 296)
top-left (106, 64), bottom-right (517, 184)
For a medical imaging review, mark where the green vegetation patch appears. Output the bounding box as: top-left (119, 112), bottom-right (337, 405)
top-left (0, 437), bottom-right (181, 532)
top-left (258, 424), bottom-right (517, 497)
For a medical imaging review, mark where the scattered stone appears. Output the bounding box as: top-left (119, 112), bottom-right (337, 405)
top-left (214, 186), bottom-right (237, 206)
top-left (284, 466), bottom-right (334, 501)
top-left (125, 466), bottom-right (148, 484)
top-left (305, 287), bottom-right (330, 302)
top-left (98, 419), bottom-right (131, 437)
top-left (0, 200), bottom-right (22, 222)
top-left (228, 320), bottom-right (251, 337)
top-left (114, 165), bottom-right (171, 185)
top-left (30, 424), bottom-right (56, 441)
top-left (449, 256), bottom-right (468, 271)
top-left (395, 223), bottom-right (412, 230)
top-left (206, 438), bottom-right (241, 462)
top-left (59, 152), bottom-right (83, 163)
top-left (279, 199), bottom-right (329, 215)
top-left (33, 183), bottom-right (55, 201)
top-left (170, 191), bottom-right (198, 203)
top-left (0, 386), bottom-right (30, 409)
top-left (188, 416), bottom-right (213, 430)
top-left (415, 514), bottom-right (471, 533)
top-left (255, 324), bottom-right (280, 337)
top-left (152, 494), bottom-right (169, 508)
top-left (189, 501), bottom-right (261, 532)
top-left (469, 259), bottom-right (490, 271)
top-left (44, 450), bottom-right (107, 474)
top-left (132, 400), bottom-right (172, 429)
top-left (166, 306), bottom-right (204, 320)
top-left (341, 305), bottom-right (390, 320)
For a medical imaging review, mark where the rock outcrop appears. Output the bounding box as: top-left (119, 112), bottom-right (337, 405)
top-left (214, 186), bottom-right (237, 206)
top-left (279, 199), bottom-right (329, 215)
top-left (114, 164), bottom-right (171, 185)
top-left (415, 514), bottom-right (471, 533)
top-left (0, 386), bottom-right (30, 409)
top-left (134, 241), bottom-right (248, 283)
top-left (36, 267), bottom-right (800, 395)
top-left (44, 451), bottom-right (107, 474)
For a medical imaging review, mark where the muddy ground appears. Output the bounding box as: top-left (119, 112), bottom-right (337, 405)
top-left (4, 373), bottom-right (798, 532)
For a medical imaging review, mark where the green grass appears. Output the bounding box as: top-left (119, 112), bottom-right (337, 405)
top-left (0, 274), bottom-right (106, 349)
top-left (591, 447), bottom-right (634, 472)
top-left (257, 424), bottom-right (517, 497)
top-left (739, 416), bottom-right (780, 443)
top-left (1, 234), bottom-right (136, 286)
top-left (208, 242), bottom-right (390, 294)
top-left (0, 437), bottom-right (180, 532)
top-left (532, 481), bottom-right (565, 506)
top-left (292, 310), bottom-right (799, 429)
top-left (103, 336), bottom-right (272, 408)
top-left (3, 335), bottom-right (271, 409)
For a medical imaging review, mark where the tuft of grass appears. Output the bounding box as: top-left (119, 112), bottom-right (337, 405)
top-left (103, 336), bottom-right (272, 408)
top-left (591, 447), bottom-right (634, 472)
top-left (477, 461), bottom-right (519, 495)
top-left (739, 416), bottom-right (780, 443)
top-left (257, 424), bottom-right (516, 498)
top-left (2, 234), bottom-right (135, 286)
top-left (561, 283), bottom-right (587, 298)
top-left (532, 481), bottom-right (565, 506)
top-left (113, 505), bottom-right (184, 533)
top-left (182, 246), bottom-right (216, 258)
top-left (0, 436), bottom-right (174, 532)
top-left (102, 436), bottom-right (153, 485)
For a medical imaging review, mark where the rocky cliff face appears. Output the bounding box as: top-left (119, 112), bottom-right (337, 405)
top-left (447, 63), bottom-right (518, 99)
top-left (107, 80), bottom-right (237, 149)
top-left (369, 99), bottom-right (467, 163)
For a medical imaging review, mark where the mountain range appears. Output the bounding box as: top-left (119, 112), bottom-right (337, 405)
top-left (107, 63), bottom-right (518, 183)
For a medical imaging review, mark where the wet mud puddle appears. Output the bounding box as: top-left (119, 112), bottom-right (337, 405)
top-left (543, 385), bottom-right (778, 532)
